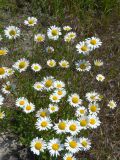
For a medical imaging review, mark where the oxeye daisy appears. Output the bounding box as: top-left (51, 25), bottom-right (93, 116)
top-left (65, 137), bottom-right (80, 154)
top-left (53, 89), bottom-right (66, 98)
top-left (2, 81), bottom-right (11, 94)
top-left (85, 91), bottom-right (101, 102)
top-left (0, 48), bottom-right (8, 56)
top-left (0, 110), bottom-right (5, 119)
top-left (94, 59), bottom-right (103, 67)
top-left (48, 138), bottom-right (63, 157)
top-left (63, 26), bottom-right (72, 31)
top-left (88, 115), bottom-right (101, 129)
top-left (36, 108), bottom-right (49, 118)
top-left (96, 74), bottom-right (105, 82)
top-left (68, 93), bottom-right (82, 107)
top-left (47, 59), bottom-right (56, 67)
top-left (33, 82), bottom-right (44, 91)
top-left (54, 120), bottom-right (67, 134)
top-left (49, 94), bottom-right (61, 103)
top-left (86, 37), bottom-right (102, 49)
top-left (34, 34), bottom-right (45, 43)
top-left (48, 104), bottom-right (59, 113)
top-left (88, 102), bottom-right (100, 115)
top-left (43, 76), bottom-right (55, 91)
top-left (30, 137), bottom-right (46, 155)
top-left (75, 106), bottom-right (87, 117)
top-left (24, 17), bottom-right (37, 26)
top-left (79, 137), bottom-right (91, 151)
top-left (107, 100), bottom-right (117, 109)
top-left (75, 60), bottom-right (91, 72)
top-left (4, 26), bottom-right (20, 39)
top-left (31, 63), bottom-right (42, 72)
top-left (35, 117), bottom-right (52, 131)
top-left (23, 102), bottom-right (35, 113)
top-left (16, 97), bottom-right (28, 108)
top-left (78, 116), bottom-right (88, 130)
top-left (53, 80), bottom-right (65, 89)
top-left (67, 120), bottom-right (80, 136)
top-left (76, 41), bottom-right (90, 55)
top-left (64, 32), bottom-right (76, 42)
top-left (47, 25), bottom-right (61, 40)
top-left (0, 67), bottom-right (8, 79)
top-left (46, 46), bottom-right (54, 53)
top-left (59, 60), bottom-right (70, 68)
top-left (12, 58), bottom-right (29, 72)
top-left (63, 153), bottom-right (76, 160)
top-left (6, 68), bottom-right (14, 76)
top-left (0, 94), bottom-right (4, 106)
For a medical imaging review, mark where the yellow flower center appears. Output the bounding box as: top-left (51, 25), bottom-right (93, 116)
top-left (52, 143), bottom-right (59, 150)
top-left (35, 142), bottom-right (42, 150)
top-left (26, 105), bottom-right (31, 111)
top-left (0, 50), bottom-right (6, 55)
top-left (40, 112), bottom-right (46, 117)
top-left (9, 30), bottom-right (16, 36)
top-left (37, 85), bottom-right (42, 89)
top-left (51, 106), bottom-right (55, 111)
top-left (81, 140), bottom-right (87, 147)
top-left (41, 121), bottom-right (48, 127)
top-left (37, 36), bottom-right (44, 42)
top-left (5, 85), bottom-right (11, 91)
top-left (69, 124), bottom-right (77, 131)
top-left (57, 84), bottom-right (62, 88)
top-left (49, 61), bottom-right (55, 66)
top-left (19, 100), bottom-right (25, 105)
top-left (80, 64), bottom-right (86, 69)
top-left (57, 90), bottom-right (63, 95)
top-left (34, 66), bottom-right (39, 70)
top-left (80, 119), bottom-right (87, 126)
top-left (52, 96), bottom-right (58, 101)
top-left (81, 45), bottom-right (88, 51)
top-left (51, 29), bottom-right (58, 36)
top-left (19, 62), bottom-right (26, 69)
top-left (45, 80), bottom-right (53, 87)
top-left (90, 96), bottom-right (96, 100)
top-left (90, 39), bottom-right (97, 45)
top-left (0, 68), bottom-right (5, 75)
top-left (90, 118), bottom-right (96, 125)
top-left (66, 157), bottom-right (73, 160)
top-left (80, 109), bottom-right (85, 114)
top-left (69, 141), bottom-right (77, 148)
top-left (28, 19), bottom-right (34, 24)
top-left (62, 62), bottom-right (67, 67)
top-left (72, 97), bottom-right (79, 104)
top-left (90, 105), bottom-right (97, 112)
top-left (58, 122), bottom-right (66, 130)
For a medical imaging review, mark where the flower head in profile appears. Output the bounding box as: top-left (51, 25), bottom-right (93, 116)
top-left (94, 59), bottom-right (103, 67)
top-left (63, 26), bottom-right (72, 31)
top-left (46, 46), bottom-right (54, 53)
top-left (47, 25), bottom-right (61, 40)
top-left (24, 17), bottom-right (37, 26)
top-left (59, 60), bottom-right (69, 68)
top-left (0, 48), bottom-right (8, 56)
top-left (4, 26), bottom-right (20, 39)
top-left (2, 81), bottom-right (11, 94)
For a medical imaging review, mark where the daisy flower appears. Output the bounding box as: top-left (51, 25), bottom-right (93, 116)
top-left (75, 106), bottom-right (87, 117)
top-left (53, 89), bottom-right (66, 98)
top-left (35, 117), bottom-right (52, 131)
top-left (12, 58), bottom-right (29, 72)
top-left (76, 41), bottom-right (90, 55)
top-left (0, 110), bottom-right (5, 119)
top-left (94, 59), bottom-right (103, 67)
top-left (0, 67), bottom-right (8, 79)
top-left (23, 102), bottom-right (35, 114)
top-left (65, 137), bottom-right (80, 154)
top-left (2, 81), bottom-right (11, 94)
top-left (88, 102), bottom-right (100, 115)
top-left (0, 94), bottom-right (4, 106)
top-left (96, 74), bottom-right (105, 82)
top-left (48, 104), bottom-right (59, 113)
top-left (49, 94), bottom-right (61, 103)
top-left (107, 100), bottom-right (117, 109)
top-left (33, 82), bottom-right (44, 91)
top-left (4, 26), bottom-right (20, 39)
top-left (24, 17), bottom-right (37, 26)
top-left (63, 153), bottom-right (76, 160)
top-left (46, 46), bottom-right (54, 53)
top-left (0, 48), bottom-right (8, 56)
top-left (59, 60), bottom-right (69, 68)
top-left (48, 138), bottom-right (63, 157)
top-left (43, 76), bottom-right (55, 91)
top-left (75, 60), bottom-right (91, 72)
top-left (34, 34), bottom-right (45, 43)
top-left (68, 93), bottom-right (82, 107)
top-left (86, 37), bottom-right (102, 49)
top-left (67, 120), bottom-right (80, 136)
top-left (47, 25), bottom-right (61, 40)
top-left (85, 91), bottom-right (101, 102)
top-left (78, 116), bottom-right (88, 130)
top-left (53, 80), bottom-right (65, 89)
top-left (31, 63), bottom-right (42, 72)
top-left (79, 137), bottom-right (91, 151)
top-left (63, 26), bottom-right (72, 31)
top-left (88, 115), bottom-right (101, 129)
top-left (36, 108), bottom-right (49, 118)
top-left (54, 120), bottom-right (67, 134)
top-left (64, 32), bottom-right (76, 42)
top-left (47, 59), bottom-right (56, 67)
top-left (16, 97), bottom-right (28, 108)
top-left (30, 137), bottom-right (46, 155)
top-left (6, 68), bottom-right (14, 76)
